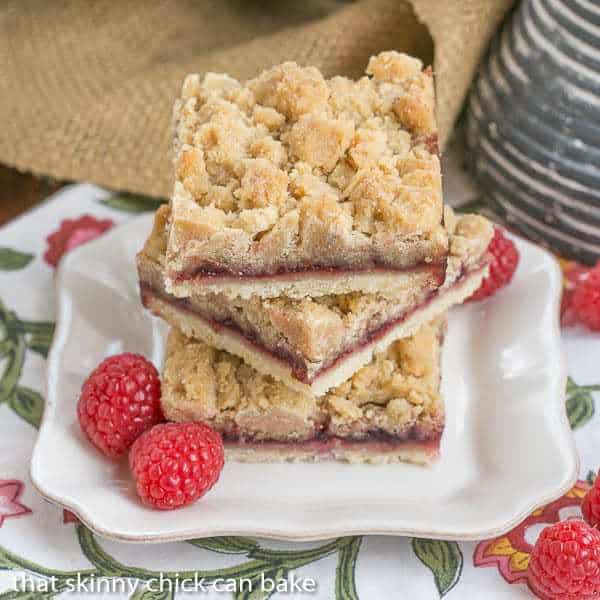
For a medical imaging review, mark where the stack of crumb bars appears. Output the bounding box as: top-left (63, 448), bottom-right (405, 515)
top-left (137, 51), bottom-right (493, 464)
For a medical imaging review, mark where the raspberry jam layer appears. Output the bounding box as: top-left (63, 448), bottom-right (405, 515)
top-left (141, 262), bottom-right (481, 385)
top-left (142, 281), bottom-right (424, 384)
top-left (221, 430), bottom-right (442, 461)
top-left (172, 259), bottom-right (447, 285)
top-left (140, 283), bottom-right (308, 378)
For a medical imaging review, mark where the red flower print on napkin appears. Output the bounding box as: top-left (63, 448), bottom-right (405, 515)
top-left (44, 215), bottom-right (113, 268)
top-left (474, 480), bottom-right (588, 594)
top-left (62, 509), bottom-right (79, 524)
top-left (0, 479), bottom-right (31, 526)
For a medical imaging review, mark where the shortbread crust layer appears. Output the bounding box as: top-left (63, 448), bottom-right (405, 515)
top-left (167, 260), bottom-right (447, 301)
top-left (138, 206), bottom-right (492, 395)
top-left (223, 437), bottom-right (440, 465)
top-left (161, 319), bottom-right (446, 464)
top-left (166, 51), bottom-right (448, 299)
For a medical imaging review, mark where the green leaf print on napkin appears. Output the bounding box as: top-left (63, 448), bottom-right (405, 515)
top-left (17, 320), bottom-right (55, 359)
top-left (101, 194), bottom-right (166, 214)
top-left (0, 248), bottom-right (34, 271)
top-left (74, 525), bottom-right (355, 597)
top-left (0, 299), bottom-right (52, 428)
top-left (0, 541), bottom-right (98, 600)
top-left (566, 377), bottom-right (600, 430)
top-left (335, 536), bottom-right (361, 600)
top-left (188, 537), bottom-right (259, 555)
top-left (232, 567), bottom-right (286, 600)
top-left (0, 306), bottom-right (27, 407)
top-left (8, 387), bottom-right (44, 428)
top-left (0, 586), bottom-right (75, 600)
top-left (0, 547), bottom-right (22, 571)
top-left (129, 586), bottom-right (173, 600)
top-left (0, 589), bottom-right (58, 599)
top-left (412, 538), bottom-right (463, 597)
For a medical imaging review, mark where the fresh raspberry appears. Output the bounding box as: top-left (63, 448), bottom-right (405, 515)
top-left (561, 289), bottom-right (579, 328)
top-left (572, 264), bottom-right (600, 331)
top-left (129, 422), bottom-right (224, 510)
top-left (469, 227), bottom-right (519, 301)
top-left (564, 261), bottom-right (592, 289)
top-left (528, 519), bottom-right (600, 600)
top-left (582, 476), bottom-right (600, 528)
top-left (561, 262), bottom-right (591, 327)
top-left (77, 353), bottom-right (163, 457)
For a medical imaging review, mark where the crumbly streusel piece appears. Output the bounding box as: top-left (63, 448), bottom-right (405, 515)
top-left (165, 51), bottom-right (447, 299)
top-left (161, 318), bottom-right (446, 464)
top-left (138, 206), bottom-right (491, 395)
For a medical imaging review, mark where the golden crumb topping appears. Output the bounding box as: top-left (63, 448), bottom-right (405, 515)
top-left (168, 51), bottom-right (446, 277)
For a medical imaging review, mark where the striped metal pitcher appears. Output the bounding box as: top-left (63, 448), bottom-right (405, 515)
top-left (465, 0), bottom-right (600, 264)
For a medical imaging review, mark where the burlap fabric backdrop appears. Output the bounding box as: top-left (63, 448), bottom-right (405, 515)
top-left (0, 0), bottom-right (513, 199)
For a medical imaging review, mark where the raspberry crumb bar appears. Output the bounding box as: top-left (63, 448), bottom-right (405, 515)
top-left (138, 206), bottom-right (491, 396)
top-left (166, 51), bottom-right (447, 299)
top-left (161, 319), bottom-right (446, 465)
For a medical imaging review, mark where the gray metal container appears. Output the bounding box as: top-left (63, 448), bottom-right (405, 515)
top-left (465, 0), bottom-right (600, 264)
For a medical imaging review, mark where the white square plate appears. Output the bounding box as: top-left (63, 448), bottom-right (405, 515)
top-left (31, 215), bottom-right (578, 543)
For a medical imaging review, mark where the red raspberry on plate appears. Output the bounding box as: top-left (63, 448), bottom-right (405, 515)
top-left (561, 289), bottom-right (579, 328)
top-left (561, 262), bottom-right (591, 327)
top-left (528, 519), bottom-right (600, 600)
top-left (582, 475), bottom-right (600, 528)
top-left (572, 264), bottom-right (600, 331)
top-left (469, 227), bottom-right (519, 301)
top-left (129, 422), bottom-right (224, 510)
top-left (77, 353), bottom-right (163, 457)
